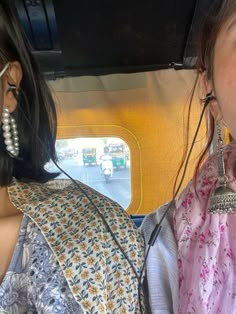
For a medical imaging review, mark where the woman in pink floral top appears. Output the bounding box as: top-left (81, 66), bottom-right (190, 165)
top-left (142, 0), bottom-right (236, 313)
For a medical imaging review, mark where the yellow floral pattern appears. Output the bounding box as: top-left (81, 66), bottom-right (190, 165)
top-left (8, 179), bottom-right (145, 313)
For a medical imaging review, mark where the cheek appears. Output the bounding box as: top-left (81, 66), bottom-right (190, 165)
top-left (215, 58), bottom-right (236, 92)
top-left (213, 39), bottom-right (236, 93)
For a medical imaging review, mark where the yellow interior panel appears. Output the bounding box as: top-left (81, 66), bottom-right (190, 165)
top-left (50, 70), bottom-right (206, 214)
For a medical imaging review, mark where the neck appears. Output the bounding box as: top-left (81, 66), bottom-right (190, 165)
top-left (0, 185), bottom-right (20, 218)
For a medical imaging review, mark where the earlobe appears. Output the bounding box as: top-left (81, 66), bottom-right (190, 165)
top-left (201, 72), bottom-right (222, 121)
top-left (3, 81), bottom-right (17, 113)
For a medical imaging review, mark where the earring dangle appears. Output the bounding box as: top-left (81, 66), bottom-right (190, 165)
top-left (1, 107), bottom-right (19, 157)
top-left (208, 122), bottom-right (236, 213)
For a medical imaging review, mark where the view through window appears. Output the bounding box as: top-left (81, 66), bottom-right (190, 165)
top-left (45, 137), bottom-right (131, 209)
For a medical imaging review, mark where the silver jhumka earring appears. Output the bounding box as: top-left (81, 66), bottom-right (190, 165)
top-left (208, 122), bottom-right (236, 214)
top-left (1, 107), bottom-right (19, 157)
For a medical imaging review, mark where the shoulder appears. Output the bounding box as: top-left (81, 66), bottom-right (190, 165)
top-left (58, 180), bottom-right (138, 228)
top-left (18, 178), bottom-right (143, 249)
top-left (48, 179), bottom-right (126, 210)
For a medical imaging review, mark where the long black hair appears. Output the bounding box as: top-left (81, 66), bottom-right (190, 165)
top-left (0, 0), bottom-right (58, 186)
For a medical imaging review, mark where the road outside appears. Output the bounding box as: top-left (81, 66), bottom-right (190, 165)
top-left (46, 156), bottom-right (131, 209)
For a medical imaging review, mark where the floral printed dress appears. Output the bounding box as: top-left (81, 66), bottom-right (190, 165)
top-left (0, 214), bottom-right (83, 314)
top-left (1, 179), bottom-right (145, 314)
top-left (142, 141), bottom-right (236, 314)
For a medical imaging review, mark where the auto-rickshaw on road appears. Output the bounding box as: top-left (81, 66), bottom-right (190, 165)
top-left (82, 147), bottom-right (97, 166)
top-left (108, 143), bottom-right (127, 169)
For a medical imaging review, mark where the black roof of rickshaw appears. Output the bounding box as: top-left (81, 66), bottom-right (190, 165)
top-left (15, 0), bottom-right (215, 78)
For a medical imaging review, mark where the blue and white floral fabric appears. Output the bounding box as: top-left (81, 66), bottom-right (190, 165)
top-left (0, 214), bottom-right (83, 314)
top-left (2, 179), bottom-right (145, 313)
top-left (6, 180), bottom-right (145, 314)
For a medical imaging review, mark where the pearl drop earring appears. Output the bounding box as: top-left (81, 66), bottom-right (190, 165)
top-left (2, 107), bottom-right (19, 157)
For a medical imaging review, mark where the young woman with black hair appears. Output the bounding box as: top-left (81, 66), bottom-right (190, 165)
top-left (142, 0), bottom-right (236, 313)
top-left (0, 1), bottom-right (144, 313)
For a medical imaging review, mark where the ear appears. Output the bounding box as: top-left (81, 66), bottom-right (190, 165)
top-left (2, 62), bottom-right (22, 113)
top-left (201, 71), bottom-right (222, 121)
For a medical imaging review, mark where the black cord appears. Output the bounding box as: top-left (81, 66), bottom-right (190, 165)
top-left (138, 91), bottom-right (215, 310)
top-left (10, 87), bottom-right (145, 313)
top-left (52, 163), bottom-right (147, 313)
top-left (52, 159), bottom-right (141, 282)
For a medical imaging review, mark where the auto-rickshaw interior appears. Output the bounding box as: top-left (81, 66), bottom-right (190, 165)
top-left (16, 0), bottom-right (217, 218)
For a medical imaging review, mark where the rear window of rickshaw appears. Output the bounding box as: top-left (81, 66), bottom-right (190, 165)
top-left (45, 137), bottom-right (131, 209)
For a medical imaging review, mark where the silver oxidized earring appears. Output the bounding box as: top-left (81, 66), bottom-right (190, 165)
top-left (1, 107), bottom-right (19, 157)
top-left (208, 122), bottom-right (236, 213)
